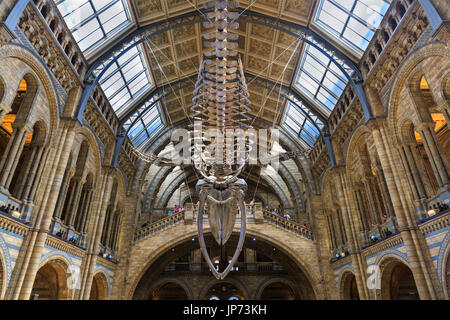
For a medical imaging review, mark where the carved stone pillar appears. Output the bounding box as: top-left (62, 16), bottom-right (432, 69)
top-left (53, 167), bottom-right (72, 220)
top-left (0, 123), bottom-right (31, 190)
top-left (368, 118), bottom-right (442, 299)
top-left (354, 187), bottom-right (370, 231)
top-left (333, 167), bottom-right (369, 300)
top-left (19, 143), bottom-right (48, 201)
top-left (417, 122), bottom-right (449, 188)
top-left (79, 168), bottom-right (114, 300)
top-left (66, 176), bottom-right (85, 228)
top-left (12, 120), bottom-right (77, 300)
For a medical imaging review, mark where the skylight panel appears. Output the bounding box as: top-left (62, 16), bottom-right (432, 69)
top-left (98, 44), bottom-right (153, 115)
top-left (56, 0), bottom-right (131, 52)
top-left (315, 0), bottom-right (390, 51)
top-left (283, 102), bottom-right (322, 147)
top-left (295, 44), bottom-right (349, 111)
top-left (127, 101), bottom-right (164, 149)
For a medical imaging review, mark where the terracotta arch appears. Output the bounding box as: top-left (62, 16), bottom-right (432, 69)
top-left (147, 277), bottom-right (194, 300)
top-left (31, 257), bottom-right (73, 300)
top-left (89, 272), bottom-right (109, 300)
top-left (128, 229), bottom-right (320, 300)
top-left (378, 255), bottom-right (419, 300)
top-left (339, 270), bottom-right (360, 300)
top-left (0, 44), bottom-right (59, 140)
top-left (254, 277), bottom-right (298, 300)
top-left (388, 43), bottom-right (449, 141)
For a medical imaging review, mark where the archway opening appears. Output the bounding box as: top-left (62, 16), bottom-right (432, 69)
top-left (89, 273), bottom-right (108, 300)
top-left (30, 260), bottom-right (70, 300)
top-left (9, 121), bottom-right (46, 199)
top-left (381, 260), bottom-right (419, 300)
top-left (260, 281), bottom-right (296, 300)
top-left (413, 127), bottom-right (440, 194)
top-left (132, 233), bottom-right (316, 300)
top-left (341, 272), bottom-right (360, 300)
top-left (202, 282), bottom-right (244, 300)
top-left (150, 282), bottom-right (188, 300)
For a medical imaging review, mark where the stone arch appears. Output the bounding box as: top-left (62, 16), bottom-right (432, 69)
top-left (89, 272), bottom-right (109, 300)
top-left (73, 127), bottom-right (102, 179)
top-left (377, 255), bottom-right (419, 300)
top-left (128, 228), bottom-right (321, 300)
top-left (339, 270), bottom-right (360, 300)
top-left (31, 256), bottom-right (74, 300)
top-left (254, 276), bottom-right (298, 300)
top-left (436, 231), bottom-right (450, 299)
top-left (147, 277), bottom-right (194, 300)
top-left (0, 44), bottom-right (59, 140)
top-left (198, 278), bottom-right (249, 300)
top-left (344, 124), bottom-right (373, 171)
top-left (388, 43), bottom-right (449, 142)
top-left (398, 117), bottom-right (439, 196)
top-left (0, 236), bottom-right (8, 300)
top-left (0, 75), bottom-right (5, 106)
top-left (13, 72), bottom-right (39, 123)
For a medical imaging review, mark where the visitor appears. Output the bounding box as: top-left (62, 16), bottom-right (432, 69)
top-left (284, 213), bottom-right (291, 220)
top-left (438, 202), bottom-right (449, 212)
top-left (272, 208), bottom-right (279, 215)
top-left (303, 223), bottom-right (308, 229)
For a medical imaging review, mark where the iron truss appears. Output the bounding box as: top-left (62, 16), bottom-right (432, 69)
top-left (112, 72), bottom-right (337, 168)
top-left (76, 9), bottom-right (375, 123)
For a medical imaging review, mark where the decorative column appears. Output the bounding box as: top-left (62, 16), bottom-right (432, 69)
top-left (66, 176), bottom-right (85, 235)
top-left (14, 141), bottom-right (48, 221)
top-left (190, 249), bottom-right (202, 272)
top-left (20, 144), bottom-right (49, 201)
top-left (11, 120), bottom-right (77, 300)
top-left (398, 143), bottom-right (429, 220)
top-left (79, 168), bottom-right (114, 299)
top-left (0, 123), bottom-right (30, 191)
top-left (245, 248), bottom-right (257, 271)
top-left (332, 167), bottom-right (369, 300)
top-left (361, 174), bottom-right (382, 227)
top-left (368, 118), bottom-right (442, 299)
top-left (80, 189), bottom-right (94, 233)
top-left (53, 168), bottom-right (72, 221)
top-left (109, 214), bottom-right (119, 251)
top-left (417, 122), bottom-right (449, 188)
top-left (104, 207), bottom-right (116, 249)
top-left (354, 186), bottom-right (370, 231)
top-left (78, 185), bottom-right (94, 248)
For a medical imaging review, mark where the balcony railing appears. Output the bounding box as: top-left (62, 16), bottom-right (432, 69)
top-left (163, 261), bottom-right (284, 273)
top-left (134, 211), bottom-right (185, 242)
top-left (262, 210), bottom-right (314, 240)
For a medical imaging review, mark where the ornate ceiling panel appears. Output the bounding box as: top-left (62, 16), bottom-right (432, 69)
top-left (131, 0), bottom-right (311, 126)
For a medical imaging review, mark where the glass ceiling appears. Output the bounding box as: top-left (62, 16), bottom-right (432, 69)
top-left (98, 45), bottom-right (153, 115)
top-left (127, 101), bottom-right (163, 149)
top-left (55, 0), bottom-right (162, 148)
top-left (56, 0), bottom-right (131, 52)
top-left (283, 101), bottom-right (323, 148)
top-left (295, 44), bottom-right (349, 111)
top-left (55, 0), bottom-right (392, 151)
top-left (315, 0), bottom-right (390, 52)
top-left (285, 0), bottom-right (391, 147)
